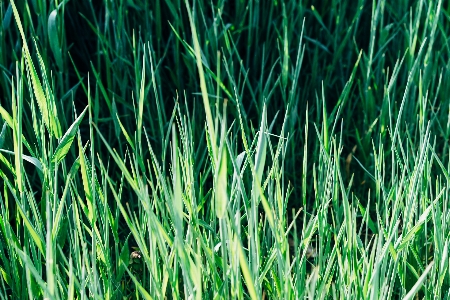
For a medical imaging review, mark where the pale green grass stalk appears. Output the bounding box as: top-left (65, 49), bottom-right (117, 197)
top-left (0, 0), bottom-right (449, 299)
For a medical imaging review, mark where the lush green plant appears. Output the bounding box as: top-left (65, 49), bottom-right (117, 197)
top-left (0, 0), bottom-right (449, 298)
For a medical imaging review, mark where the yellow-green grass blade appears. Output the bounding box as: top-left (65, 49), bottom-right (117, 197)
top-left (184, 0), bottom-right (217, 160)
top-left (52, 106), bottom-right (88, 164)
top-left (137, 49), bottom-right (146, 156)
top-left (115, 110), bottom-right (136, 152)
top-left (253, 105), bottom-right (274, 229)
top-left (52, 150), bottom-right (84, 240)
top-left (10, 0), bottom-right (61, 138)
top-left (14, 247), bottom-right (51, 296)
top-left (45, 194), bottom-right (55, 298)
top-left (0, 106), bottom-right (12, 132)
top-left (0, 105), bottom-right (36, 157)
top-left (77, 134), bottom-right (95, 224)
top-left (12, 69), bottom-right (23, 195)
top-left (235, 234), bottom-right (258, 300)
top-left (215, 100), bottom-right (228, 219)
top-left (11, 193), bottom-right (45, 256)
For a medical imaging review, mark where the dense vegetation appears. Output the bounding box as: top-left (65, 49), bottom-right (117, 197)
top-left (0, 0), bottom-right (449, 298)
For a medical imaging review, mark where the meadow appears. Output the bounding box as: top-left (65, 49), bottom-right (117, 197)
top-left (0, 0), bottom-right (449, 298)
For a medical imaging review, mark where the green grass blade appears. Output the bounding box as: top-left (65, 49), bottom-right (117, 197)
top-left (51, 105), bottom-right (88, 164)
top-left (402, 261), bottom-right (434, 300)
top-left (11, 0), bottom-right (61, 138)
top-left (215, 100), bottom-right (228, 219)
top-left (47, 8), bottom-right (63, 71)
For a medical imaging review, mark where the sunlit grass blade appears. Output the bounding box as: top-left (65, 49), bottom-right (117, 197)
top-left (1, 0), bottom-right (450, 298)
top-left (52, 105), bottom-right (88, 164)
top-left (10, 0), bottom-right (61, 138)
top-left (402, 261), bottom-right (434, 300)
top-left (48, 7), bottom-right (63, 72)
top-left (215, 99), bottom-right (228, 219)
top-left (184, 0), bottom-right (217, 159)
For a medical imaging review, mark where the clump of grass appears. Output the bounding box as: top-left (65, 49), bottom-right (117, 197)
top-left (0, 0), bottom-right (449, 299)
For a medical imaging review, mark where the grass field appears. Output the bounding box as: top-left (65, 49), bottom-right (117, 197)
top-left (0, 0), bottom-right (449, 298)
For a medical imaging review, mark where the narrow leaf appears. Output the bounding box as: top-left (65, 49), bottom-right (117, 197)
top-left (51, 106), bottom-right (88, 164)
top-left (402, 261), bottom-right (434, 300)
top-left (10, 0), bottom-right (61, 137)
top-left (48, 9), bottom-right (63, 71)
top-left (172, 124), bottom-right (183, 233)
top-left (215, 100), bottom-right (228, 218)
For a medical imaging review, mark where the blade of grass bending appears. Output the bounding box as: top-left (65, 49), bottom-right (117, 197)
top-left (48, 8), bottom-right (63, 71)
top-left (0, 106), bottom-right (13, 129)
top-left (51, 105), bottom-right (88, 164)
top-left (0, 150), bottom-right (42, 173)
top-left (0, 113), bottom-right (37, 168)
top-left (428, 144), bottom-right (450, 181)
top-left (0, 106), bottom-right (36, 157)
top-left (396, 196), bottom-right (440, 252)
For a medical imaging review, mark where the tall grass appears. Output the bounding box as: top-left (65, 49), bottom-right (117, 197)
top-left (0, 0), bottom-right (449, 298)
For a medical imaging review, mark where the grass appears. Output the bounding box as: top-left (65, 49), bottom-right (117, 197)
top-left (0, 0), bottom-right (449, 298)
